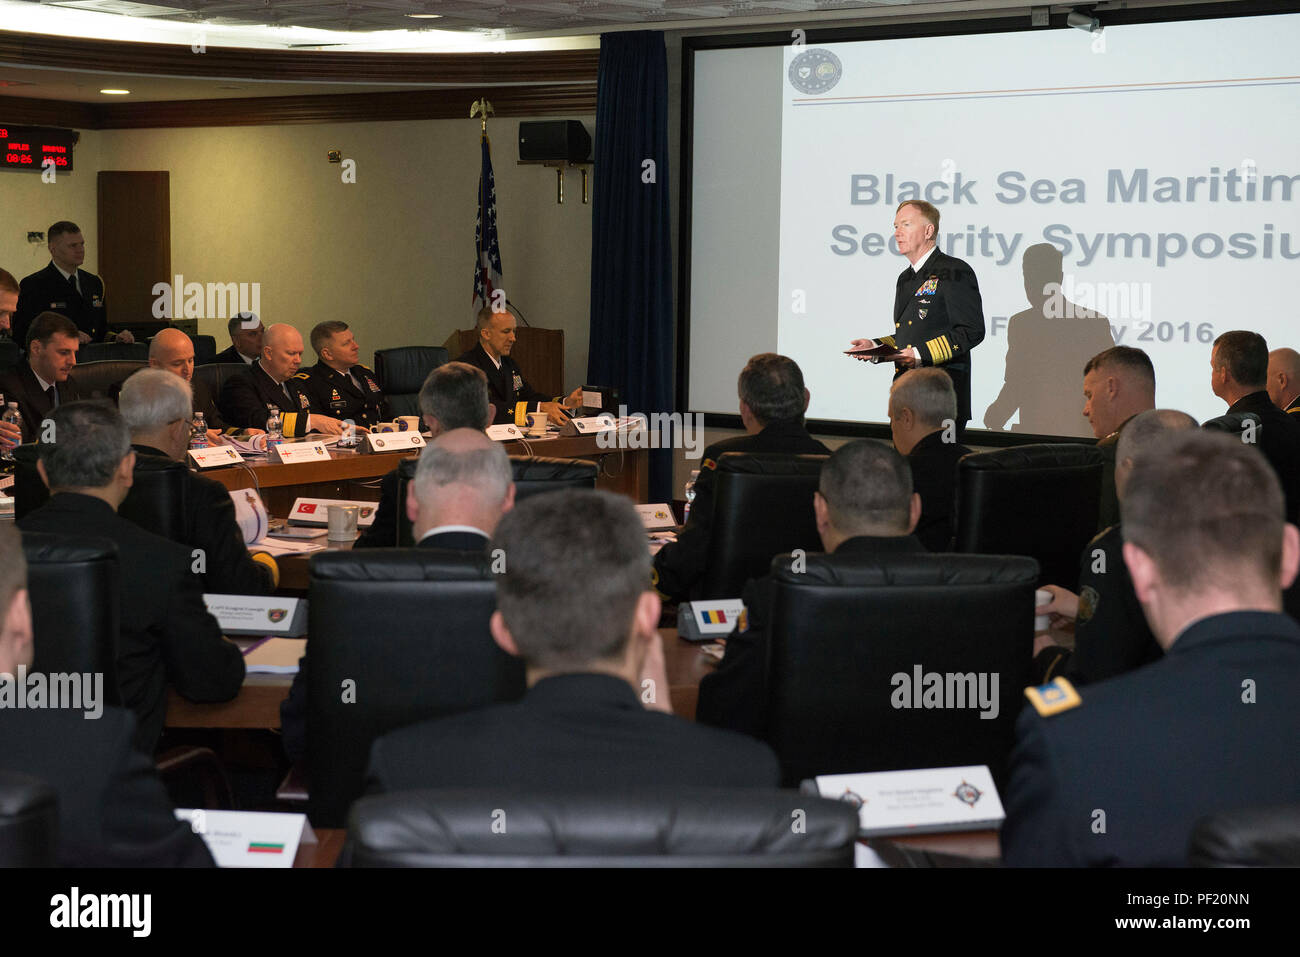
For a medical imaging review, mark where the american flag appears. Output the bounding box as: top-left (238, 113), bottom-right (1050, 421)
top-left (472, 132), bottom-right (503, 317)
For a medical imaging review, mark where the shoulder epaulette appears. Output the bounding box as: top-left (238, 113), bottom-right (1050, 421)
top-left (1024, 677), bottom-right (1081, 717)
top-left (1087, 525), bottom-right (1117, 546)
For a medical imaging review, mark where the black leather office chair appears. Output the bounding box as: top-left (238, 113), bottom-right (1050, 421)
top-left (764, 551), bottom-right (1039, 788)
top-left (76, 342), bottom-right (149, 364)
top-left (11, 443), bottom-right (46, 520)
top-left (344, 788), bottom-right (859, 867)
top-left (20, 531), bottom-right (122, 707)
top-left (374, 346), bottom-right (449, 418)
top-left (67, 359), bottom-right (147, 402)
top-left (0, 772), bottom-right (58, 868)
top-left (120, 455), bottom-right (192, 541)
top-left (189, 333), bottom-right (217, 366)
top-left (305, 550), bottom-right (526, 827)
top-left (1188, 803), bottom-right (1300, 867)
top-left (389, 454), bottom-right (597, 547)
top-left (698, 452), bottom-right (829, 599)
top-left (0, 337), bottom-right (20, 373)
top-left (953, 444), bottom-right (1104, 590)
top-left (192, 362), bottom-right (250, 414)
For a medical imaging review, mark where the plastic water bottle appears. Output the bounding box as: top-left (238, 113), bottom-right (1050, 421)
top-left (1, 402), bottom-right (21, 461)
top-left (682, 469), bottom-right (701, 524)
top-left (190, 412), bottom-right (209, 449)
top-left (265, 406), bottom-right (283, 451)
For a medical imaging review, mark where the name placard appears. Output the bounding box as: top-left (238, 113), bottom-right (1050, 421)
top-left (188, 445), bottom-right (245, 469)
top-left (486, 424), bottom-right (524, 442)
top-left (288, 497), bottom-right (378, 528)
top-left (362, 431), bottom-right (425, 454)
top-left (203, 594), bottom-right (308, 637)
top-left (677, 598), bottom-right (747, 642)
top-left (561, 414), bottom-right (617, 436)
top-left (813, 765), bottom-right (1005, 837)
top-left (174, 809), bottom-right (315, 869)
top-left (636, 503), bottom-right (677, 531)
top-left (268, 440), bottom-right (330, 464)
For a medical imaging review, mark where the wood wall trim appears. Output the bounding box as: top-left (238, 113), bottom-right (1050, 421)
top-left (0, 30), bottom-right (599, 84)
top-left (0, 84), bottom-right (596, 130)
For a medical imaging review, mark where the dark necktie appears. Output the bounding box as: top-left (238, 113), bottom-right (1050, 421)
top-left (68, 272), bottom-right (78, 296)
top-left (46, 385), bottom-right (57, 409)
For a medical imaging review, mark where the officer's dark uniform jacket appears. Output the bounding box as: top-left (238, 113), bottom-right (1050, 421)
top-left (298, 361), bottom-right (389, 428)
top-left (1003, 610), bottom-right (1300, 867)
top-left (651, 419), bottom-right (830, 602)
top-left (1032, 523), bottom-right (1162, 687)
top-left (217, 359), bottom-right (314, 437)
top-left (875, 248), bottom-right (985, 426)
top-left (456, 342), bottom-right (552, 426)
top-left (14, 261), bottom-right (109, 345)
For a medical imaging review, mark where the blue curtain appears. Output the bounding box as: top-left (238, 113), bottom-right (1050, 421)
top-left (588, 31), bottom-right (674, 502)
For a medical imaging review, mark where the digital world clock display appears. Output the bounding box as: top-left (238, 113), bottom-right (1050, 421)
top-left (1, 126), bottom-right (78, 172)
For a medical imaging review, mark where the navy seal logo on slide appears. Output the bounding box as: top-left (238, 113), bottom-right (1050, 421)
top-left (788, 49), bottom-right (843, 95)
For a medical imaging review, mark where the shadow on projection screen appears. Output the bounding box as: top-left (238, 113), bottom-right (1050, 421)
top-left (685, 11), bottom-right (1300, 438)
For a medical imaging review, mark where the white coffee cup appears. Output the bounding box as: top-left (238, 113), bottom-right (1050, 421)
top-left (527, 411), bottom-right (548, 436)
top-left (1034, 588), bottom-right (1053, 632)
top-left (327, 504), bottom-right (360, 542)
top-left (397, 415), bottom-right (420, 433)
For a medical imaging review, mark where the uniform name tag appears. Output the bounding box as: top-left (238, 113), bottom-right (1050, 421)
top-left (269, 441), bottom-right (330, 464)
top-left (361, 431), bottom-right (425, 454)
top-left (188, 446), bottom-right (245, 468)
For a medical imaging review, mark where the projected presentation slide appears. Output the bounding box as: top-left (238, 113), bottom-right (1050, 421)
top-left (688, 12), bottom-right (1300, 436)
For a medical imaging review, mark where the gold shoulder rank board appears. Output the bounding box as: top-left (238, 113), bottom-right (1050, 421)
top-left (702, 458), bottom-right (717, 471)
top-left (1025, 677), bottom-right (1081, 717)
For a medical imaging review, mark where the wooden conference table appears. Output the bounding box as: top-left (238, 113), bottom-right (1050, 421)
top-left (204, 431), bottom-right (650, 515)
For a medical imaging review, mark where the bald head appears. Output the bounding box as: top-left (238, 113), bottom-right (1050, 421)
top-left (1267, 348), bottom-right (1300, 410)
top-left (261, 323), bottom-right (305, 383)
top-left (148, 327), bottom-right (195, 382)
top-left (406, 427), bottom-right (515, 541)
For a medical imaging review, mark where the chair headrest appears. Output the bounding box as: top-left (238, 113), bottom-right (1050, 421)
top-left (309, 548), bottom-right (492, 583)
top-left (374, 347), bottom-right (450, 395)
top-left (510, 455), bottom-right (598, 482)
top-left (959, 443), bottom-right (1103, 472)
top-left (770, 551), bottom-right (1040, 587)
top-left (19, 530), bottom-right (118, 565)
top-left (716, 452), bottom-right (828, 476)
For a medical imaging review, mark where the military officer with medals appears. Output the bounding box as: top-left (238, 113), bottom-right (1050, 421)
top-left (13, 221), bottom-right (135, 347)
top-left (217, 323), bottom-right (346, 436)
top-left (299, 321), bottom-right (389, 428)
top-left (457, 306), bottom-right (581, 426)
top-left (849, 200), bottom-right (985, 432)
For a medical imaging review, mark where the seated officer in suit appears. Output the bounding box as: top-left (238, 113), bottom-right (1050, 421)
top-left (281, 427), bottom-right (516, 763)
top-left (147, 327), bottom-right (241, 441)
top-left (298, 321), bottom-right (388, 429)
top-left (119, 369), bottom-right (278, 595)
top-left (365, 489), bottom-right (780, 792)
top-left (653, 353), bottom-right (830, 602)
top-left (0, 524), bottom-right (213, 866)
top-left (212, 312), bottom-right (263, 365)
top-left (356, 361), bottom-right (493, 548)
top-left (13, 220), bottom-right (133, 347)
top-left (0, 311), bottom-right (79, 442)
top-left (0, 266), bottom-right (17, 336)
top-left (1205, 330), bottom-right (1300, 523)
top-left (18, 401), bottom-right (244, 753)
top-left (888, 368), bottom-right (970, 551)
top-left (1267, 347), bottom-right (1300, 415)
top-left (696, 440), bottom-right (925, 738)
top-left (217, 322), bottom-right (347, 436)
top-left (457, 306), bottom-right (581, 426)
top-left (1034, 409), bottom-right (1197, 687)
top-left (1002, 429), bottom-right (1300, 867)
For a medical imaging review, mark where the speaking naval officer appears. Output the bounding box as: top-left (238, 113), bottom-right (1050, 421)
top-left (13, 220), bottom-right (134, 347)
top-left (457, 306), bottom-right (581, 426)
top-left (850, 200), bottom-right (985, 431)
